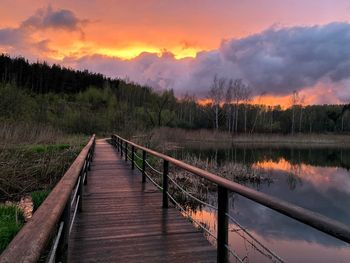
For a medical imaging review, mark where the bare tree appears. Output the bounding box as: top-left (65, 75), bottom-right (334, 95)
top-left (298, 95), bottom-right (305, 133)
top-left (208, 75), bottom-right (225, 130)
top-left (181, 93), bottom-right (196, 126)
top-left (308, 108), bottom-right (316, 133)
top-left (232, 79), bottom-right (250, 133)
top-left (290, 90), bottom-right (300, 135)
top-left (241, 84), bottom-right (252, 133)
top-left (251, 92), bottom-right (266, 133)
top-left (225, 79), bottom-right (233, 132)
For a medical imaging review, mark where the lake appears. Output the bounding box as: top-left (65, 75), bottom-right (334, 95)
top-left (170, 145), bottom-right (350, 263)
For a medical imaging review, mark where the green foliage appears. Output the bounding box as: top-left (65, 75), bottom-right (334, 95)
top-left (26, 144), bottom-right (70, 153)
top-left (0, 205), bottom-right (25, 253)
top-left (0, 83), bottom-right (37, 121)
top-left (31, 190), bottom-right (50, 212)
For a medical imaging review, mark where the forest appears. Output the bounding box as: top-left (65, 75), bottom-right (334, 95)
top-left (1, 53), bottom-right (350, 135)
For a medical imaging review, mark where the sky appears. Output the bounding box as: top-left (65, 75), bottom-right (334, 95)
top-left (1, 0), bottom-right (350, 106)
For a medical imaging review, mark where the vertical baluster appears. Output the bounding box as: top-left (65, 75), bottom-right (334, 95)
top-left (84, 157), bottom-right (88, 185)
top-left (142, 150), bottom-right (146, 183)
top-left (56, 200), bottom-right (71, 263)
top-left (120, 140), bottom-right (123, 157)
top-left (87, 150), bottom-right (92, 171)
top-left (162, 160), bottom-right (169, 208)
top-left (217, 186), bottom-right (228, 263)
top-left (78, 168), bottom-right (84, 211)
top-left (125, 142), bottom-right (128, 162)
top-left (131, 146), bottom-right (135, 170)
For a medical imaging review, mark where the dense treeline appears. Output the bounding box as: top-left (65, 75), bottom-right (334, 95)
top-left (1, 54), bottom-right (350, 134)
top-left (0, 54), bottom-right (109, 93)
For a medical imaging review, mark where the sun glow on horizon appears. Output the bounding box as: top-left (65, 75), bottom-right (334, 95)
top-left (97, 46), bottom-right (199, 60)
top-left (197, 95), bottom-right (295, 109)
top-left (45, 43), bottom-right (200, 61)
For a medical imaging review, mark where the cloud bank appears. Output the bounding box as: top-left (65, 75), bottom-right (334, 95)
top-left (67, 22), bottom-right (350, 103)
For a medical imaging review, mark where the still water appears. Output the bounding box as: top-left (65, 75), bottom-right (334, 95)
top-left (171, 145), bottom-right (350, 263)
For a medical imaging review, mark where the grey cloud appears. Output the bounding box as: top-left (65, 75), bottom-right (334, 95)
top-left (67, 53), bottom-right (192, 93)
top-left (221, 22), bottom-right (350, 96)
top-left (0, 28), bottom-right (27, 46)
top-left (21, 5), bottom-right (87, 32)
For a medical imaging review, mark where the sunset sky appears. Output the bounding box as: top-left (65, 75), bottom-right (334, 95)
top-left (1, 0), bottom-right (350, 105)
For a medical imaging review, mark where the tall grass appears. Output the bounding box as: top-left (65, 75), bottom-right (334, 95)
top-left (0, 205), bottom-right (25, 253)
top-left (31, 190), bottom-right (50, 212)
top-left (0, 122), bottom-right (64, 145)
top-left (0, 122), bottom-right (88, 201)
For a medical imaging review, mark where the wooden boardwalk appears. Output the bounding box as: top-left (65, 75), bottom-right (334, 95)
top-left (68, 140), bottom-right (216, 262)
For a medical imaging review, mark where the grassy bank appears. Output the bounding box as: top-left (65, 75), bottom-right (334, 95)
top-left (137, 127), bottom-right (350, 150)
top-left (0, 122), bottom-right (89, 253)
top-left (0, 122), bottom-right (88, 201)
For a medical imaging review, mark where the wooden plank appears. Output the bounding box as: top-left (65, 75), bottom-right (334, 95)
top-left (68, 140), bottom-right (216, 262)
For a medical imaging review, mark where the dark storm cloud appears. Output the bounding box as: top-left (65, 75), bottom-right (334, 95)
top-left (221, 22), bottom-right (350, 95)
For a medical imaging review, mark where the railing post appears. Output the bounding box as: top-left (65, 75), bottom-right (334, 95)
top-left (120, 140), bottom-right (123, 157)
top-left (56, 200), bottom-right (71, 263)
top-left (78, 168), bottom-right (85, 211)
top-left (142, 150), bottom-right (146, 183)
top-left (162, 160), bottom-right (169, 208)
top-left (217, 186), bottom-right (229, 263)
top-left (116, 137), bottom-right (119, 152)
top-left (125, 142), bottom-right (128, 162)
top-left (76, 175), bottom-right (84, 212)
top-left (131, 146), bottom-right (135, 170)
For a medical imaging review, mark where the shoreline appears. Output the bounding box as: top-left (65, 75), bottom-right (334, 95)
top-left (139, 128), bottom-right (350, 150)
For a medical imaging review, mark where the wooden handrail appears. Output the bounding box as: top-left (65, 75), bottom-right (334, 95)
top-left (0, 135), bottom-right (96, 263)
top-left (112, 134), bottom-right (350, 244)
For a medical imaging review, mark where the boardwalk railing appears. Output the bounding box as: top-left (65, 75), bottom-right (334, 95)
top-left (111, 134), bottom-right (350, 263)
top-left (0, 135), bottom-right (96, 263)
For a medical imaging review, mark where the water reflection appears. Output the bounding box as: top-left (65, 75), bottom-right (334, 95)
top-left (171, 145), bottom-right (350, 263)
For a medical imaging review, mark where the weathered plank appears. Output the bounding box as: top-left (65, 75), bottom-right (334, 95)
top-left (68, 140), bottom-right (216, 262)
